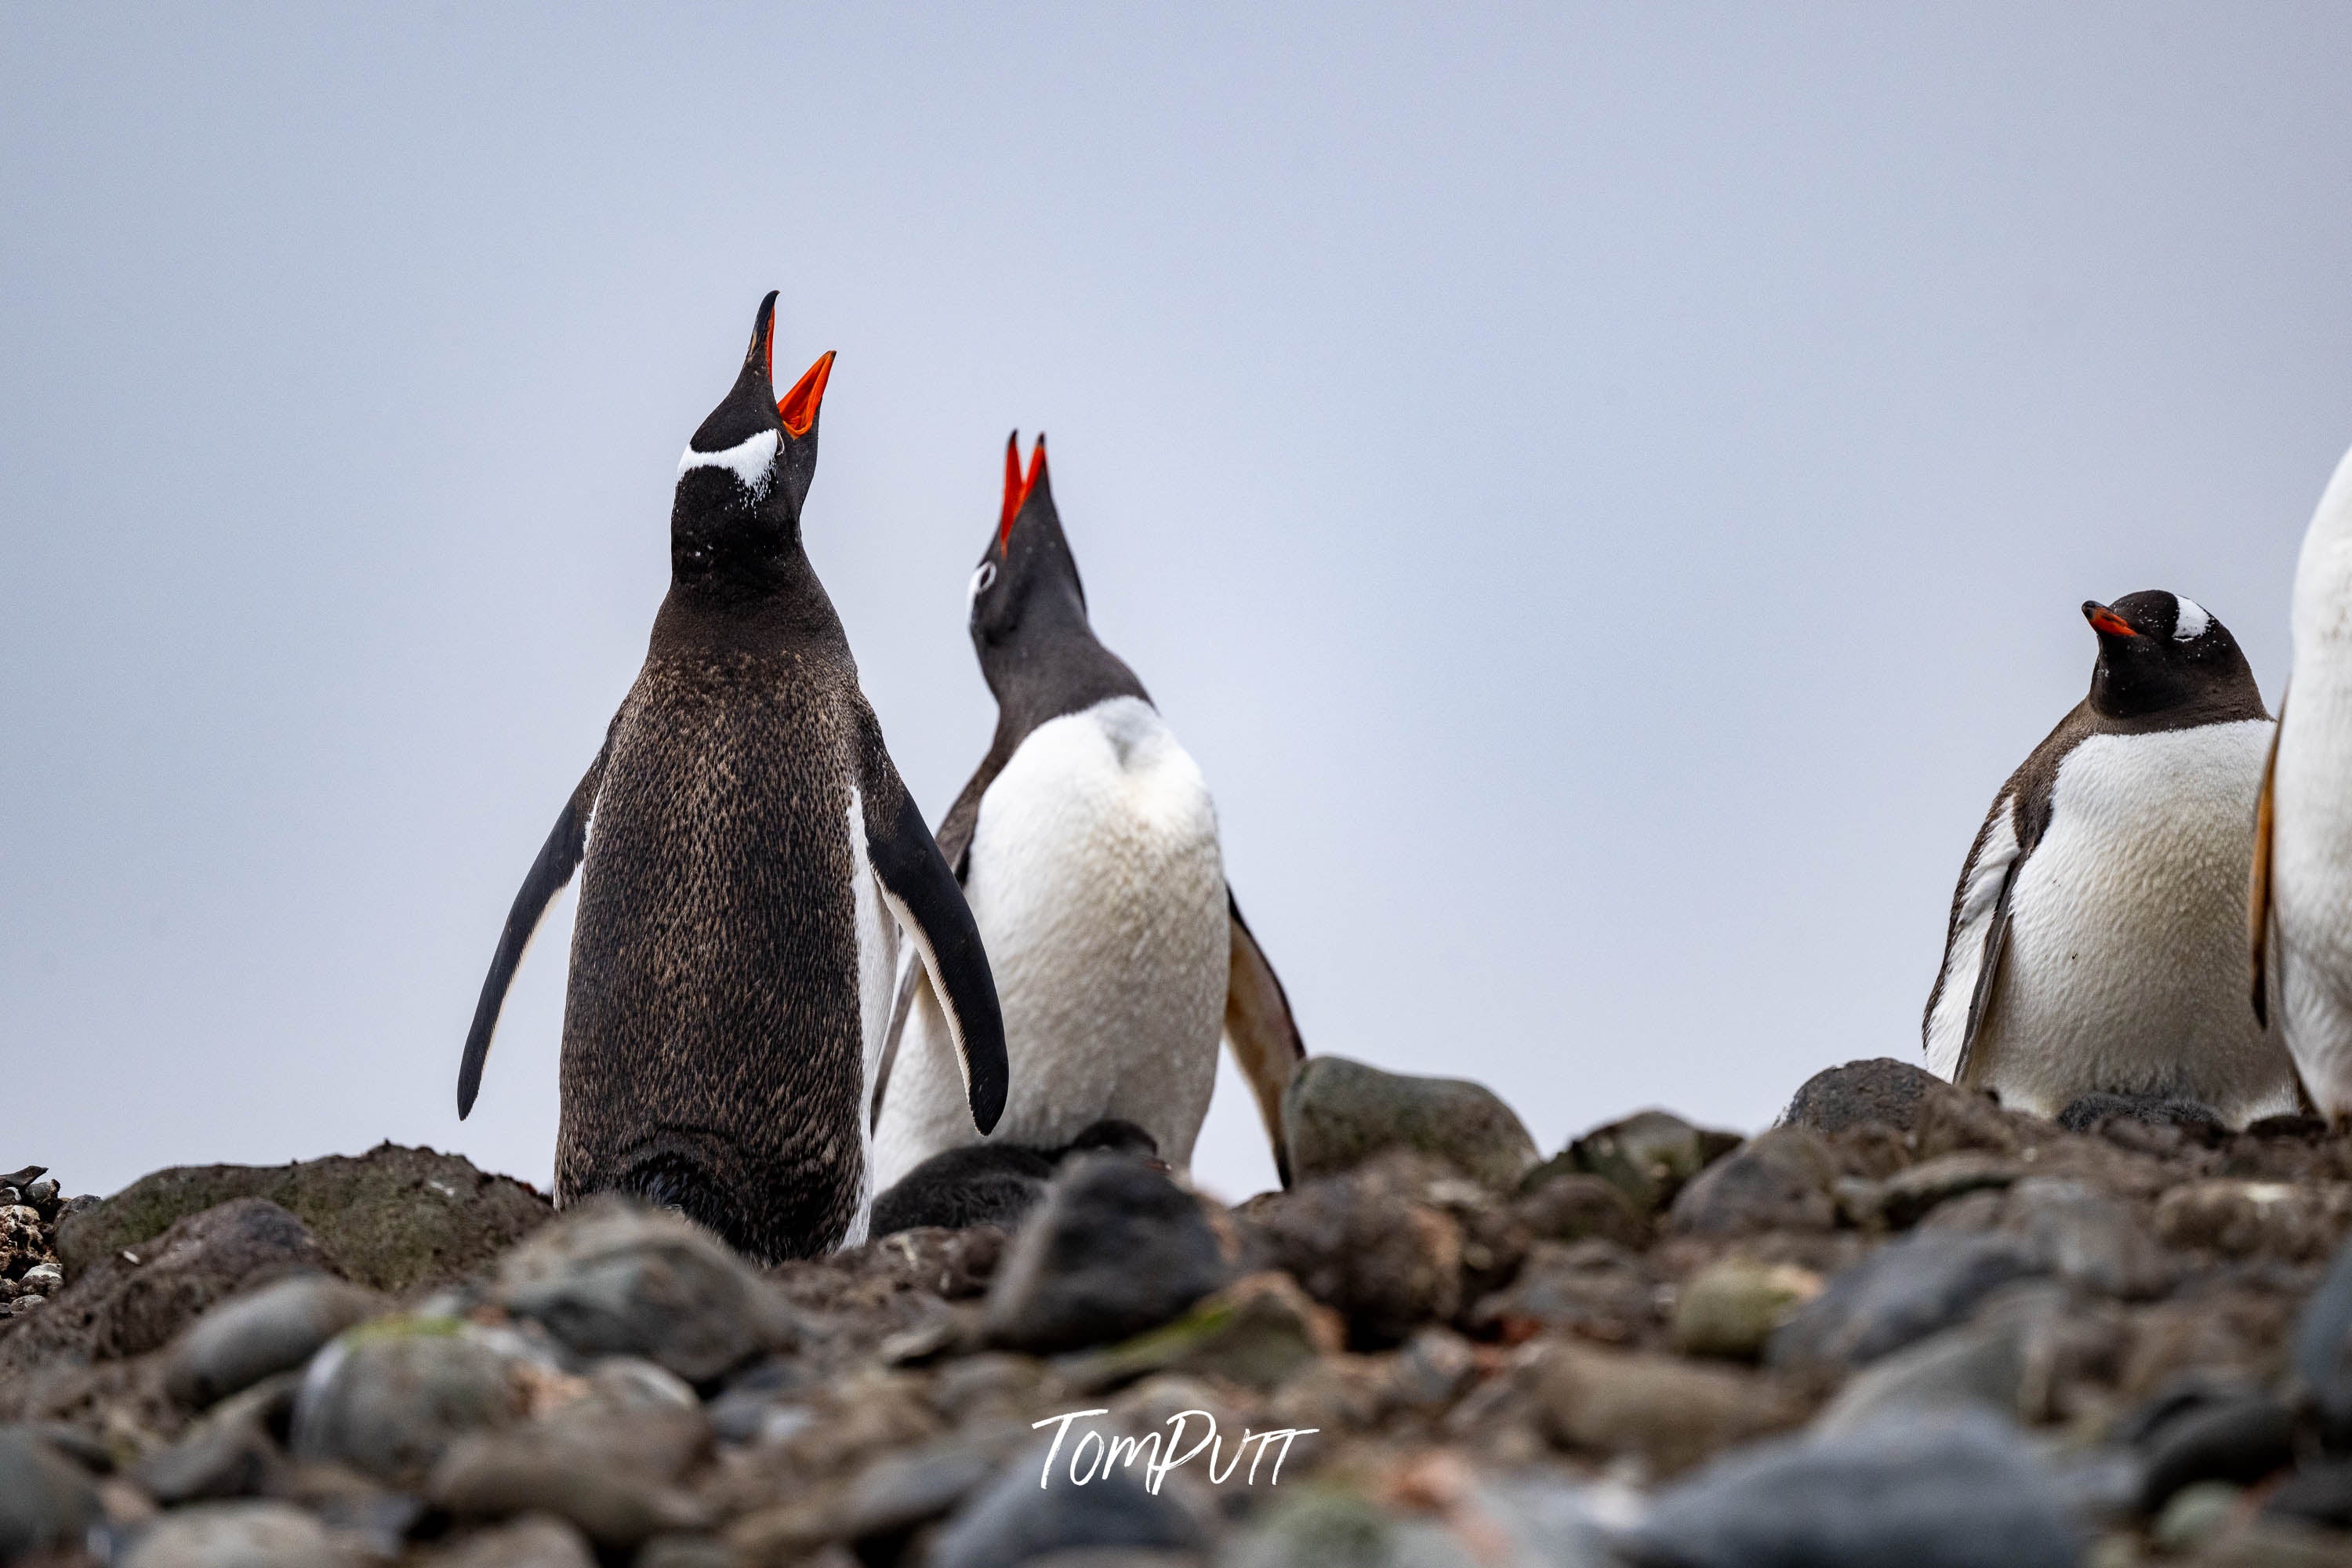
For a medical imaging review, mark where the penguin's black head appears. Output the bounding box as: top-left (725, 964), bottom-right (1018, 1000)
top-left (2082, 590), bottom-right (2262, 720)
top-left (670, 291), bottom-right (834, 590)
top-left (967, 431), bottom-right (1090, 654)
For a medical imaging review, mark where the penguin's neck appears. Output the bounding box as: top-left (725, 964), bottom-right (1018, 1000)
top-left (650, 546), bottom-right (850, 661)
top-left (978, 590), bottom-right (1149, 753)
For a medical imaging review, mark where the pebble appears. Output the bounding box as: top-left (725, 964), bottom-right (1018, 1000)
top-left (1243, 1157), bottom-right (1466, 1348)
top-left (119, 1499), bottom-right (361, 1568)
top-left (1058, 1271), bottom-right (1342, 1393)
top-left (1873, 1152), bottom-right (2021, 1229)
top-left (494, 1196), bottom-right (789, 1384)
top-left (982, 1154), bottom-right (1231, 1354)
top-left (1769, 1231), bottom-right (2045, 1374)
top-left (2151, 1480), bottom-right (2243, 1552)
top-left (1559, 1109), bottom-right (1742, 1214)
top-left (925, 1448), bottom-right (1212, 1568)
top-left (1779, 1057), bottom-right (1956, 1136)
top-left (422, 1513), bottom-right (598, 1568)
top-left (166, 1272), bottom-right (387, 1408)
top-left (2131, 1389), bottom-right (2293, 1515)
top-left (1537, 1341), bottom-right (1802, 1478)
top-left (290, 1318), bottom-right (525, 1486)
top-left (427, 1412), bottom-right (713, 1548)
top-left (0, 1425), bottom-right (102, 1559)
top-left (2002, 1178), bottom-right (2169, 1300)
top-left (134, 1372), bottom-right (299, 1503)
top-left (1283, 1054), bottom-right (1541, 1192)
top-left (1668, 1128), bottom-right (1840, 1236)
top-left (19, 1262), bottom-right (63, 1294)
top-left (2293, 1230), bottom-right (2352, 1446)
top-left (1471, 1239), bottom-right (1650, 1346)
top-left (1626, 1410), bottom-right (2086, 1568)
top-left (2265, 1458), bottom-right (2352, 1530)
top-left (1510, 1171), bottom-right (1650, 1248)
top-left (1671, 1259), bottom-right (1822, 1360)
top-left (1812, 1283), bottom-right (2070, 1435)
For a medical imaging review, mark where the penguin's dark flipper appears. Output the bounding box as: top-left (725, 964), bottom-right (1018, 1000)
top-left (457, 742), bottom-right (610, 1118)
top-left (2252, 688), bottom-right (2285, 1027)
top-left (860, 757), bottom-right (1008, 1136)
top-left (1224, 889), bottom-right (1307, 1188)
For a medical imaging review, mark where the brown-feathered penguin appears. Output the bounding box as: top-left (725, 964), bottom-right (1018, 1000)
top-left (868, 434), bottom-right (1305, 1190)
top-left (456, 293), bottom-right (1007, 1261)
top-left (1923, 590), bottom-right (2301, 1126)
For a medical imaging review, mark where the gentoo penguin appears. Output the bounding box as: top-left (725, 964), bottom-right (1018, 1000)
top-left (868, 434), bottom-right (1305, 1191)
top-left (1923, 590), bottom-right (2302, 1126)
top-left (2254, 439), bottom-right (2352, 1116)
top-left (455, 293), bottom-right (1007, 1262)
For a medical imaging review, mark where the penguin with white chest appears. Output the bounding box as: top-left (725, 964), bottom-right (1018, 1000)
top-left (1926, 590), bottom-right (2302, 1125)
top-left (2253, 438), bottom-right (2352, 1117)
top-left (869, 434), bottom-right (1305, 1192)
top-left (456, 294), bottom-right (1007, 1261)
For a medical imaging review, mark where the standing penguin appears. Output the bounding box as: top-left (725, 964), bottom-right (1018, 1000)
top-left (869, 434), bottom-right (1305, 1192)
top-left (456, 294), bottom-right (1007, 1261)
top-left (2254, 439), bottom-right (2352, 1116)
top-left (1924, 590), bottom-right (2302, 1125)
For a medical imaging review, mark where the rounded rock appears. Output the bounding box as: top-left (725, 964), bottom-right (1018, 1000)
top-left (1283, 1055), bottom-right (1541, 1192)
top-left (167, 1272), bottom-right (387, 1409)
top-left (291, 1319), bottom-right (524, 1487)
top-left (120, 1499), bottom-right (360, 1568)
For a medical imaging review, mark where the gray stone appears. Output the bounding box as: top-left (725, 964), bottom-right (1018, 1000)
top-left (1470, 1239), bottom-right (1650, 1346)
top-left (2004, 1178), bottom-right (2169, 1299)
top-left (166, 1273), bottom-right (387, 1408)
top-left (1873, 1154), bottom-right (2020, 1229)
top-left (1668, 1128), bottom-right (1839, 1236)
top-left (927, 1448), bottom-right (1211, 1568)
top-left (1779, 1058), bottom-right (1959, 1135)
top-left (1812, 1284), bottom-right (2071, 1435)
top-left (493, 1197), bottom-right (789, 1384)
top-left (290, 1318), bottom-right (525, 1486)
top-left (1626, 1410), bottom-right (2086, 1568)
top-left (19, 1262), bottom-right (63, 1294)
top-left (425, 1515), bottom-right (599, 1568)
top-left (2294, 1231), bottom-right (2352, 1444)
top-left (60, 1143), bottom-right (552, 1294)
top-left (2132, 1391), bottom-right (2295, 1515)
top-left (1509, 1172), bottom-right (1650, 1248)
top-left (0, 1425), bottom-right (101, 1559)
top-left (634, 1535), bottom-right (746, 1568)
top-left (1283, 1054), bottom-right (1541, 1192)
top-left (427, 1410), bottom-right (713, 1548)
top-left (1769, 1232), bottom-right (2045, 1374)
top-left (120, 1499), bottom-right (361, 1568)
top-left (1060, 1272), bottom-right (1343, 1394)
top-left (134, 1372), bottom-right (299, 1503)
top-left (983, 1155), bottom-right (1231, 1354)
top-left (1563, 1110), bottom-right (1743, 1212)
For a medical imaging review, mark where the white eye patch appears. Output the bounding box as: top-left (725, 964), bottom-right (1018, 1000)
top-left (677, 428), bottom-right (779, 499)
top-left (968, 561), bottom-right (997, 604)
top-left (2173, 596), bottom-right (2211, 641)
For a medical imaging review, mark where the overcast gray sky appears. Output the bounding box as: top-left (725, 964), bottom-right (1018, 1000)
top-left (9, 5), bottom-right (2352, 1206)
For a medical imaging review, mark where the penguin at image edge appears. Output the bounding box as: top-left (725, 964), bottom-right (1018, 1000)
top-left (454, 292), bottom-right (1007, 1262)
top-left (2252, 436), bottom-right (2352, 1119)
top-left (867, 432), bottom-right (1305, 1194)
top-left (1925, 590), bottom-right (2303, 1127)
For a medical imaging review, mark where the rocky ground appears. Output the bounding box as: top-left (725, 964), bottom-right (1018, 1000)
top-left (11, 1056), bottom-right (2352, 1566)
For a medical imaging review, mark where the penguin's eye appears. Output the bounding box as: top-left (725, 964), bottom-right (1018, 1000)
top-left (968, 561), bottom-right (997, 602)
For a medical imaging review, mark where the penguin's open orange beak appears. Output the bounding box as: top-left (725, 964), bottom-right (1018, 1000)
top-left (778, 351), bottom-right (835, 438)
top-left (2084, 603), bottom-right (2140, 637)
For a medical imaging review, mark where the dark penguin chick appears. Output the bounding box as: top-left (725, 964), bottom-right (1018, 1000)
top-left (869, 434), bottom-right (1308, 1190)
top-left (869, 1119), bottom-right (1163, 1237)
top-left (456, 293), bottom-right (1008, 1262)
top-left (1923, 590), bottom-right (2302, 1127)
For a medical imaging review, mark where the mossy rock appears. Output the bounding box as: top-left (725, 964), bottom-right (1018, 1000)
top-left (58, 1144), bottom-right (550, 1295)
top-left (1282, 1055), bottom-right (1541, 1192)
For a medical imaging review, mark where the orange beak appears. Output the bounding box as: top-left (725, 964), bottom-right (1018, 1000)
top-left (2085, 602), bottom-right (2139, 637)
top-left (998, 431), bottom-right (1047, 552)
top-left (778, 351), bottom-right (835, 438)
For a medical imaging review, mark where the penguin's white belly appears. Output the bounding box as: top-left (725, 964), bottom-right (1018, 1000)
top-left (841, 786), bottom-right (900, 1248)
top-left (1978, 720), bottom-right (2297, 1123)
top-left (874, 697), bottom-right (1227, 1187)
top-left (2270, 677), bottom-right (2352, 1113)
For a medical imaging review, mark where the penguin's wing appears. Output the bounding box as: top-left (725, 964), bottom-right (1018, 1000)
top-left (857, 741), bottom-right (1008, 1135)
top-left (870, 755), bottom-right (996, 1130)
top-left (457, 737), bottom-right (612, 1117)
top-left (1922, 789), bottom-right (2024, 1083)
top-left (2252, 692), bottom-right (2285, 1026)
top-left (1224, 890), bottom-right (1307, 1188)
